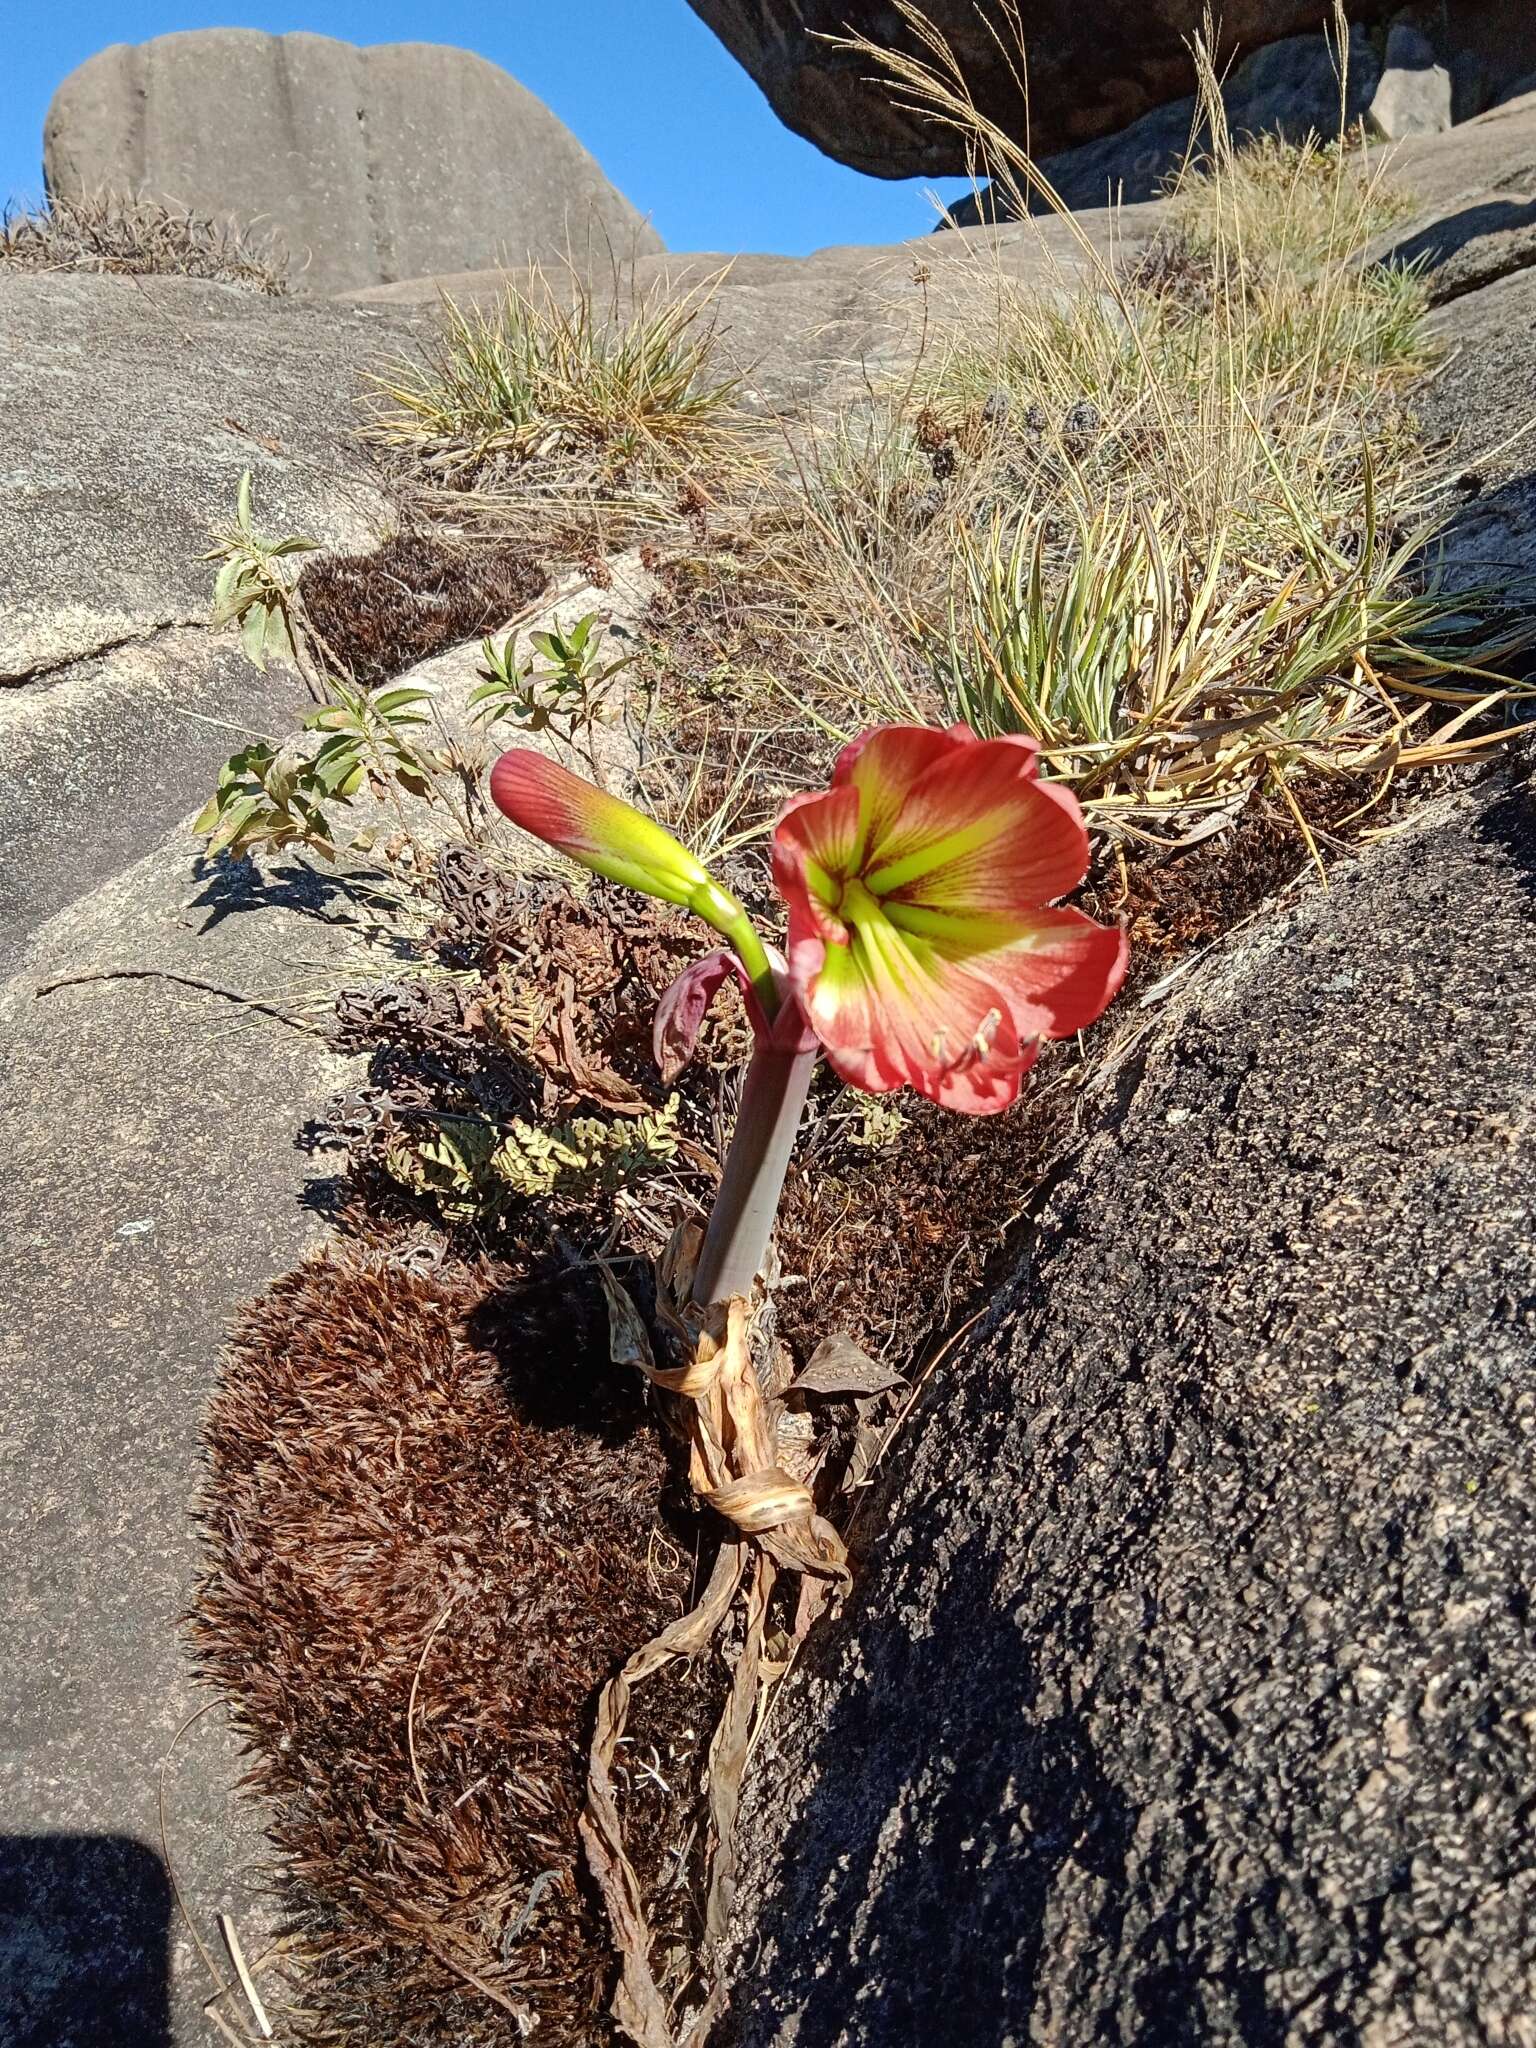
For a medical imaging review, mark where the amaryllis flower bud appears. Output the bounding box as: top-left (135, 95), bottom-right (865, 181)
top-left (489, 748), bottom-right (779, 1014)
top-left (490, 748), bottom-right (715, 909)
top-left (771, 724), bottom-right (1126, 1115)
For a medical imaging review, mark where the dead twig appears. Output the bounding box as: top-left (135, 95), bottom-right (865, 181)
top-left (218, 1914), bottom-right (275, 2040)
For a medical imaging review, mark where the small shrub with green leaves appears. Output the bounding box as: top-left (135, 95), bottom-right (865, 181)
top-left (198, 476), bottom-right (491, 863)
top-left (193, 678), bottom-right (451, 862)
top-left (203, 471), bottom-right (318, 675)
top-left (469, 611), bottom-right (634, 746)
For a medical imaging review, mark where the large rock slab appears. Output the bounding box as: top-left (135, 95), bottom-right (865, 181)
top-left (0, 271), bottom-right (405, 680)
top-left (0, 270), bottom-right (414, 960)
top-left (44, 31), bottom-right (663, 295)
top-left (1370, 88), bottom-right (1536, 305)
top-left (727, 760), bottom-right (1536, 2044)
top-left (0, 629), bottom-right (314, 974)
top-left (686, 0), bottom-right (1396, 175)
top-left (0, 822), bottom-right (373, 2047)
top-left (1414, 262), bottom-right (1536, 589)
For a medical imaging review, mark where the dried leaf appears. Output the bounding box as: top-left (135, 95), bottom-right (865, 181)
top-left (597, 1264), bottom-right (655, 1379)
top-left (790, 1332), bottom-right (904, 1400)
top-left (581, 1544), bottom-right (747, 2048)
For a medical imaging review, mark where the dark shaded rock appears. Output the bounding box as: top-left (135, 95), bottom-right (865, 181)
top-left (945, 26), bottom-right (1378, 223)
top-left (686, 0), bottom-right (1396, 176)
top-left (44, 31), bottom-right (663, 295)
top-left (727, 763), bottom-right (1536, 2043)
top-left (689, 1), bottom-right (1536, 190)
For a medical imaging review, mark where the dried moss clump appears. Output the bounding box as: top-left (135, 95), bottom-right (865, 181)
top-left (298, 532), bottom-right (547, 687)
top-left (192, 1247), bottom-right (697, 2044)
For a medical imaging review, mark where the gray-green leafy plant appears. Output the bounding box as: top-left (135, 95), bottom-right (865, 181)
top-left (193, 679), bottom-right (446, 862)
top-left (203, 470), bottom-right (319, 675)
top-left (469, 610), bottom-right (634, 746)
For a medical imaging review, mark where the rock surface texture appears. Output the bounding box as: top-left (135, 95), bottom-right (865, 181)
top-left (726, 761), bottom-right (1536, 2045)
top-left (43, 31), bottom-right (662, 294)
top-left (0, 271), bottom-right (419, 949)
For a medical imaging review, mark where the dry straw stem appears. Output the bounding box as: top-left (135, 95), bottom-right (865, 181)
top-left (0, 189), bottom-right (290, 291)
top-left (756, 2), bottom-right (1536, 844)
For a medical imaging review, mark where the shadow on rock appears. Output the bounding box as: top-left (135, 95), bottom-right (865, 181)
top-left (725, 1524), bottom-right (1153, 2045)
top-left (188, 852), bottom-right (416, 955)
top-left (0, 1833), bottom-right (172, 2048)
top-left (1382, 196), bottom-right (1536, 298)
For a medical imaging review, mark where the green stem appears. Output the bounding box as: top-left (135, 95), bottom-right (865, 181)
top-left (690, 882), bottom-right (780, 1022)
top-left (691, 1033), bottom-right (818, 1309)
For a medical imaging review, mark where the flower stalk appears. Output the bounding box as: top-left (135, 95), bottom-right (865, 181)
top-left (691, 1031), bottom-right (817, 1308)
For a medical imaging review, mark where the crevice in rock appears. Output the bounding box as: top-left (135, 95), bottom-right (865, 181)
top-left (0, 616), bottom-right (209, 690)
top-left (1428, 237), bottom-right (1536, 304)
top-left (354, 55), bottom-right (396, 289)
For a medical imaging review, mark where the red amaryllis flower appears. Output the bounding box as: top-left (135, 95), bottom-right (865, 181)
top-left (771, 724), bottom-right (1126, 1115)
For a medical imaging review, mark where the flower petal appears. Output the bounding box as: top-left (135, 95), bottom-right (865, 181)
top-left (862, 738), bottom-right (1088, 909)
top-left (653, 949), bottom-right (741, 1083)
top-left (490, 749), bottom-right (709, 907)
top-left (803, 915), bottom-right (1031, 1115)
top-left (772, 783), bottom-right (861, 939)
top-left (832, 724), bottom-right (985, 866)
top-left (967, 906), bottom-right (1129, 1041)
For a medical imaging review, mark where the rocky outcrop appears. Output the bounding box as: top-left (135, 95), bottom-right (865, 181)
top-left (0, 270), bottom-right (419, 947)
top-left (687, 1), bottom-right (1536, 181)
top-left (725, 756), bottom-right (1536, 2045)
top-left (345, 197), bottom-right (1168, 415)
top-left (43, 31), bottom-right (662, 294)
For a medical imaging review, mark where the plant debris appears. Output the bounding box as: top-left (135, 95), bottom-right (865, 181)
top-left (0, 189), bottom-right (290, 290)
top-left (191, 1246), bottom-right (721, 2045)
top-left (297, 532), bottom-right (548, 688)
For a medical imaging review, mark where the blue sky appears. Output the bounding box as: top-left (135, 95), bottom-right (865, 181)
top-left (5, 0), bottom-right (972, 255)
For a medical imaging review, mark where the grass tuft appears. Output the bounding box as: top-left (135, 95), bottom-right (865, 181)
top-left (736, 5), bottom-right (1536, 841)
top-left (0, 189), bottom-right (289, 292)
top-left (364, 269), bottom-right (746, 504)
